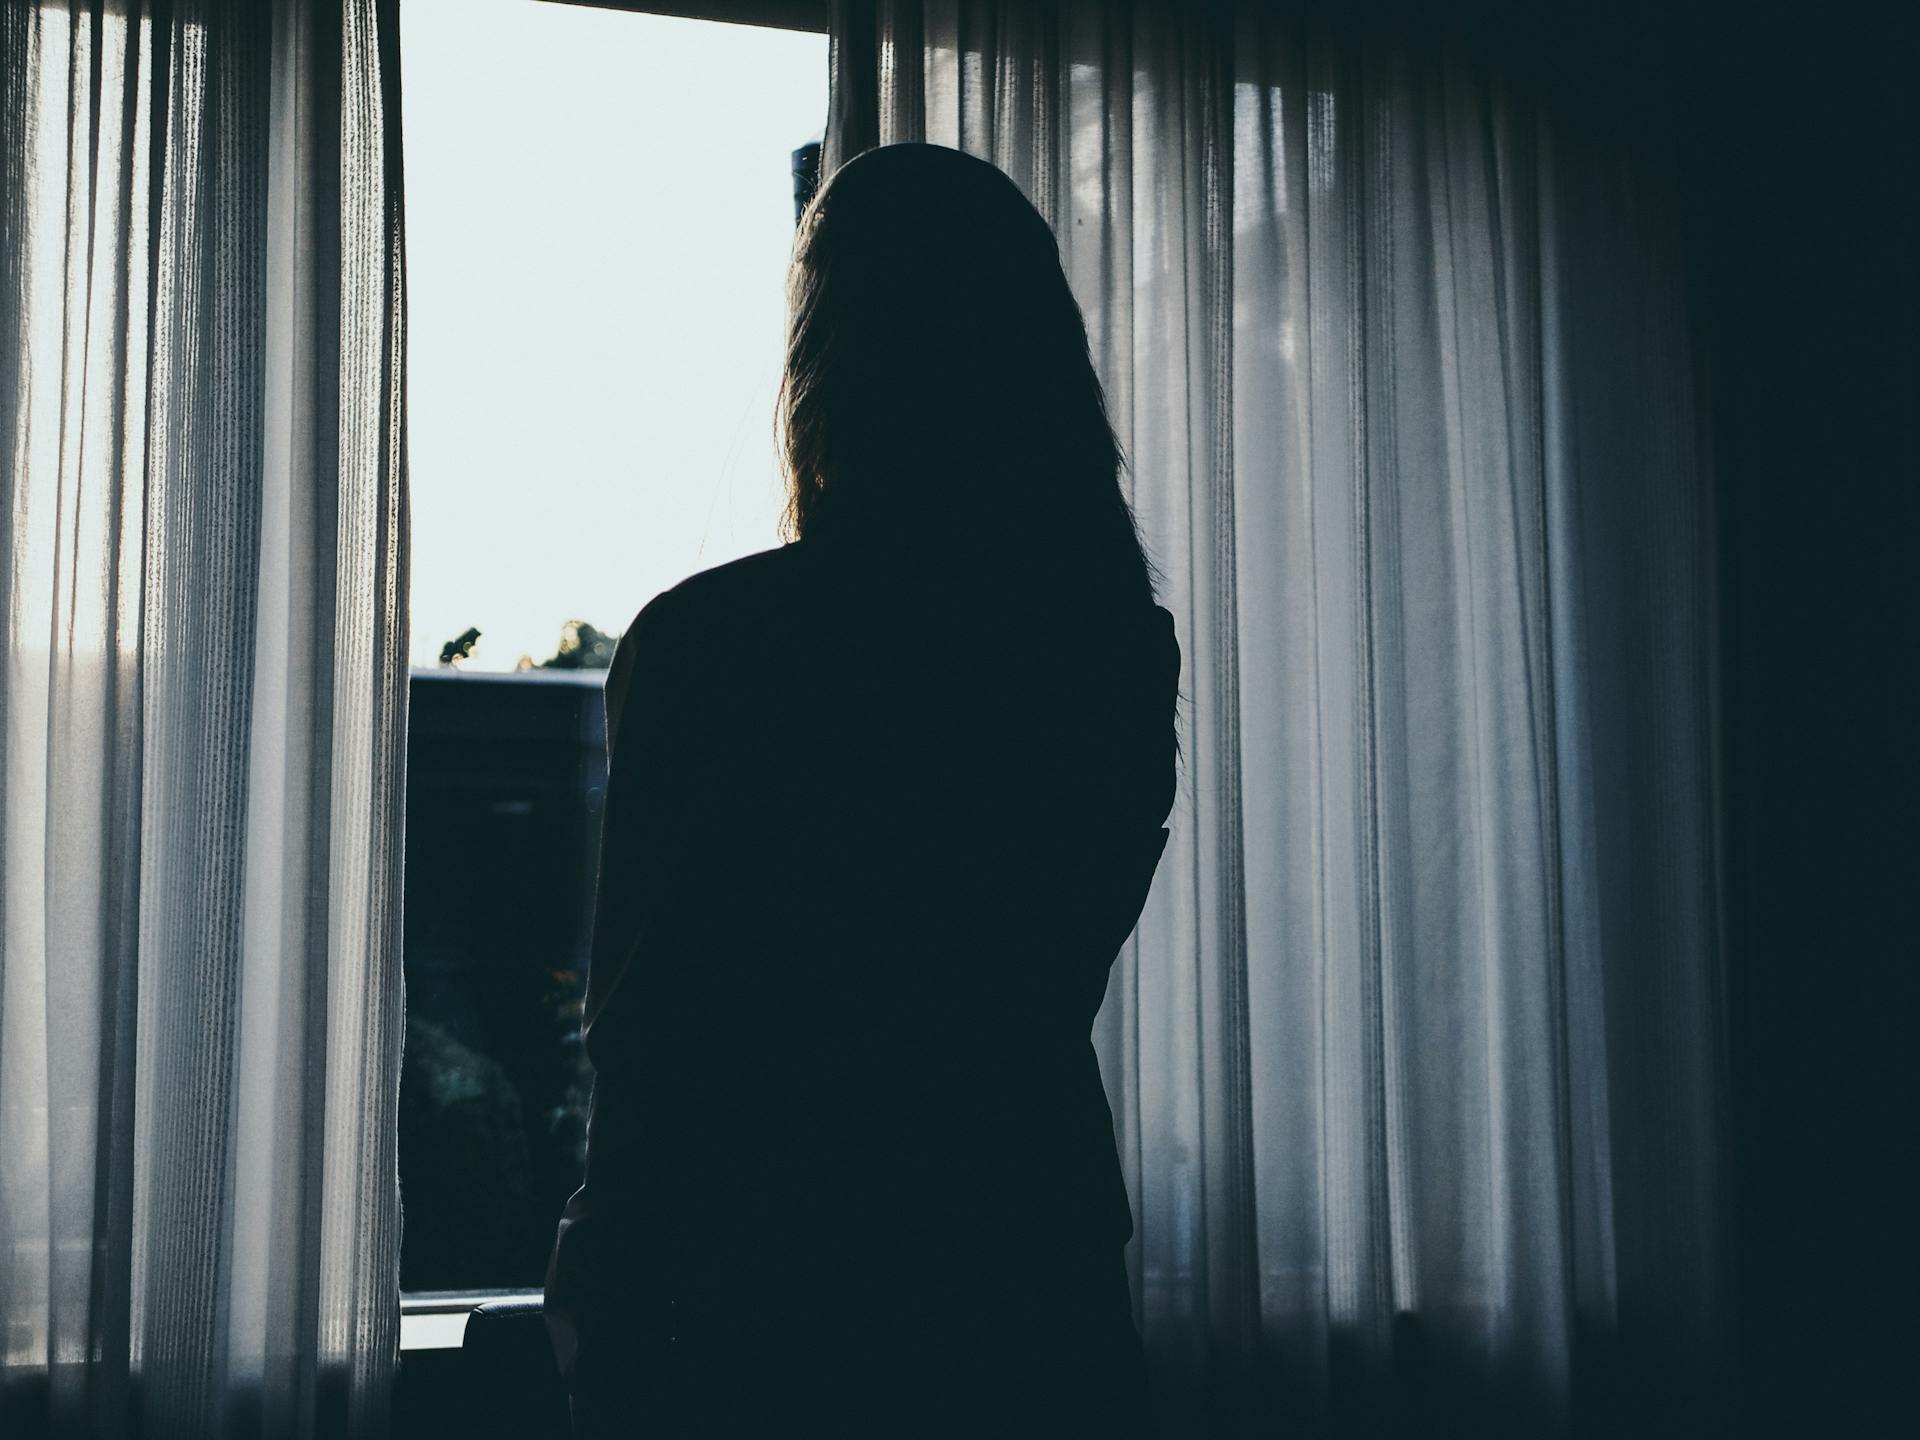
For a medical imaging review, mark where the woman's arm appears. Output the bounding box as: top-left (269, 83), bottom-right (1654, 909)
top-left (580, 595), bottom-right (686, 1039)
top-left (545, 594), bottom-right (685, 1399)
top-left (1061, 606), bottom-right (1182, 1021)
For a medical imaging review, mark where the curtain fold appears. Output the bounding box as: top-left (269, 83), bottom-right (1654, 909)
top-left (829, 3), bottom-right (1726, 1433)
top-left (0, 2), bottom-right (406, 1436)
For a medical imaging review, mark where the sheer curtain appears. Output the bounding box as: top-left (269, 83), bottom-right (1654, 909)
top-left (0, 2), bottom-right (406, 1436)
top-left (828, 2), bottom-right (1727, 1433)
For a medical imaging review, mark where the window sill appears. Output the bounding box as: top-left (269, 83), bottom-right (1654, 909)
top-left (399, 1289), bottom-right (542, 1352)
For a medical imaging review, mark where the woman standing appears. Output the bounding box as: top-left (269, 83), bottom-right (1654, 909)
top-left (546, 142), bottom-right (1180, 1437)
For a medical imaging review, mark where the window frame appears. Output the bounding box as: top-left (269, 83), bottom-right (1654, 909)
top-left (537, 0), bottom-right (825, 34)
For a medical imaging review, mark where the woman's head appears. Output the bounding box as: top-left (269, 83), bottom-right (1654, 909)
top-left (780, 144), bottom-right (1153, 603)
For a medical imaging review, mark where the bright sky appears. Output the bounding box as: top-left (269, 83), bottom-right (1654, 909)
top-left (401, 0), bottom-right (826, 670)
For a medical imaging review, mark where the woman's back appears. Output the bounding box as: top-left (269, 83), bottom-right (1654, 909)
top-left (548, 533), bottom-right (1180, 1434)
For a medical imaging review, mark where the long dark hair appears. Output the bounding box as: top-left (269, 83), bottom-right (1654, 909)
top-left (779, 144), bottom-right (1155, 607)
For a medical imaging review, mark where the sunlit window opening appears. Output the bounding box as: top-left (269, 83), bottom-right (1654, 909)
top-left (399, 0), bottom-right (825, 1294)
top-left (405, 0), bottom-right (825, 674)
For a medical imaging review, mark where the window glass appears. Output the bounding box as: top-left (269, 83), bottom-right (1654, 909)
top-left (399, 0), bottom-right (826, 1291)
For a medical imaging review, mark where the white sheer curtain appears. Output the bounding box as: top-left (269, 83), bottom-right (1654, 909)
top-left (0, 2), bottom-right (406, 1436)
top-left (829, 3), bottom-right (1727, 1433)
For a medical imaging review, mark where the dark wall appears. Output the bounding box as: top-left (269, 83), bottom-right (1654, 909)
top-left (1675, 5), bottom-right (1913, 1432)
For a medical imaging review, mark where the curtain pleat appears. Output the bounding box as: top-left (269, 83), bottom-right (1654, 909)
top-left (1, 2), bottom-right (407, 1436)
top-left (829, 3), bottom-right (1726, 1433)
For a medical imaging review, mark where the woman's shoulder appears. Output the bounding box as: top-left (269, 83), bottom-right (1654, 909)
top-left (603, 545), bottom-right (814, 737)
top-left (628, 543), bottom-right (810, 635)
top-left (616, 542), bottom-right (1177, 683)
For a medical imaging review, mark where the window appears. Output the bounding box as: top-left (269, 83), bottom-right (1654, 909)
top-left (397, 0), bottom-right (826, 1302)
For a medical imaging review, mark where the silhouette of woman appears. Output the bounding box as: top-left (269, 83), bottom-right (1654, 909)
top-left (545, 143), bottom-right (1180, 1437)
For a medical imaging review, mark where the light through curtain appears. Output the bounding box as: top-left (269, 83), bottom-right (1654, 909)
top-left (828, 2), bottom-right (1727, 1433)
top-left (0, 1), bottom-right (406, 1436)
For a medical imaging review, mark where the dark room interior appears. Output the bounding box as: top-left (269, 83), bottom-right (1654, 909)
top-left (0, 0), bottom-right (1909, 1436)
